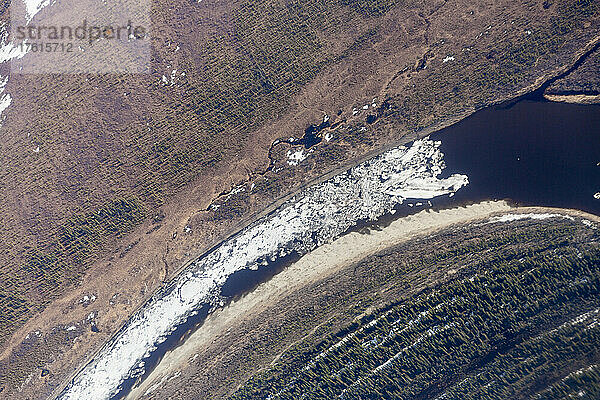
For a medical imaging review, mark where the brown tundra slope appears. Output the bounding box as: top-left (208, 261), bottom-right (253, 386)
top-left (0, 0), bottom-right (598, 398)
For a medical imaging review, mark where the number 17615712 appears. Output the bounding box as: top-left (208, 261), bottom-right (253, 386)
top-left (19, 42), bottom-right (74, 53)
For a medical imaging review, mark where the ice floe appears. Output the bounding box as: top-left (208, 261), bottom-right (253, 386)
top-left (57, 137), bottom-right (468, 400)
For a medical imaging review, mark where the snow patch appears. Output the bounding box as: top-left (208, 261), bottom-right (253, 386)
top-left (0, 42), bottom-right (28, 64)
top-left (487, 213), bottom-right (574, 224)
top-left (0, 77), bottom-right (11, 118)
top-left (0, 38), bottom-right (28, 123)
top-left (287, 148), bottom-right (308, 166)
top-left (581, 220), bottom-right (597, 229)
top-left (23, 0), bottom-right (54, 21)
top-left (161, 69), bottom-right (184, 86)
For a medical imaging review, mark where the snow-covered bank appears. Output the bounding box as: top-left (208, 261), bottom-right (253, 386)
top-left (57, 137), bottom-right (468, 400)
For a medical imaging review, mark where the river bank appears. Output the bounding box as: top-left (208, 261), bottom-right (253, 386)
top-left (54, 137), bottom-right (469, 400)
top-left (54, 93), bottom-right (600, 400)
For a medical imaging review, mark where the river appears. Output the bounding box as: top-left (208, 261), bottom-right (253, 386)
top-left (433, 99), bottom-right (599, 215)
top-left (58, 98), bottom-right (599, 400)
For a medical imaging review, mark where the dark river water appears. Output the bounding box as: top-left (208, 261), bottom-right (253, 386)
top-left (432, 99), bottom-right (599, 215)
top-left (113, 98), bottom-right (599, 399)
